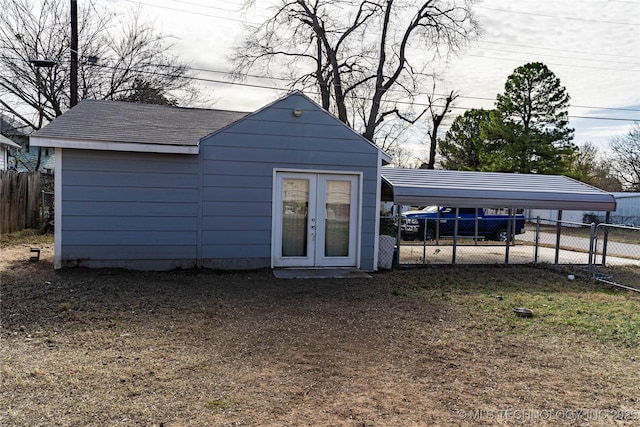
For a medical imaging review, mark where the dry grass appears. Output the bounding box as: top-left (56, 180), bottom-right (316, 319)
top-left (1, 235), bottom-right (639, 426)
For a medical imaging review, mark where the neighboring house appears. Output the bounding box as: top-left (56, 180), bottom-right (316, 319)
top-left (31, 91), bottom-right (391, 270)
top-left (0, 134), bottom-right (20, 170)
top-left (15, 142), bottom-right (55, 173)
top-left (0, 114), bottom-right (53, 172)
top-left (528, 192), bottom-right (640, 226)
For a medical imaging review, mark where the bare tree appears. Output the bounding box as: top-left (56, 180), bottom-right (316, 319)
top-left (389, 144), bottom-right (419, 168)
top-left (0, 0), bottom-right (195, 134)
top-left (609, 123), bottom-right (640, 191)
top-left (423, 90), bottom-right (457, 169)
top-left (568, 142), bottom-right (622, 192)
top-left (233, 0), bottom-right (479, 144)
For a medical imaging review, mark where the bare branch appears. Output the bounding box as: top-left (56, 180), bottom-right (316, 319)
top-left (232, 0), bottom-right (479, 146)
top-left (0, 0), bottom-right (198, 132)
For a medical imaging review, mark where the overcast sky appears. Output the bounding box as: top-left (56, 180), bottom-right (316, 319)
top-left (106, 0), bottom-right (640, 150)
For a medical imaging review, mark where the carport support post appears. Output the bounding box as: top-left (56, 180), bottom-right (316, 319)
top-left (474, 208), bottom-right (479, 245)
top-left (435, 206), bottom-right (440, 244)
top-left (422, 220), bottom-right (427, 265)
top-left (554, 210), bottom-right (563, 265)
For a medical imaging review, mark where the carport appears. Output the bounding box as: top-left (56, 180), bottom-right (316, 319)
top-left (380, 168), bottom-right (618, 266)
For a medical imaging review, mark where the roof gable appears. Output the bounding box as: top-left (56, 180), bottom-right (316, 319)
top-left (201, 91), bottom-right (392, 163)
top-left (1, 114), bottom-right (32, 136)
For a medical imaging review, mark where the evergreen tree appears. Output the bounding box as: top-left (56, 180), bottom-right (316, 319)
top-left (438, 108), bottom-right (491, 170)
top-left (483, 62), bottom-right (576, 174)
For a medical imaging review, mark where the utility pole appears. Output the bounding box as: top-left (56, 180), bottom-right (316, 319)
top-left (70, 0), bottom-right (78, 107)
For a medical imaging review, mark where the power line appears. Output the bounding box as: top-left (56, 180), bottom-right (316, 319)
top-left (89, 62), bottom-right (639, 122)
top-left (8, 51), bottom-right (639, 115)
top-left (477, 6), bottom-right (640, 26)
top-left (569, 115), bottom-right (639, 121)
top-left (199, 68), bottom-right (640, 112)
top-left (173, 64), bottom-right (640, 112)
top-left (170, 0), bottom-right (242, 14)
top-left (80, 59), bottom-right (640, 114)
top-left (464, 53), bottom-right (639, 72)
top-left (123, 1), bottom-right (640, 72)
top-left (479, 40), bottom-right (640, 60)
top-left (123, 0), bottom-right (260, 24)
top-left (475, 47), bottom-right (639, 66)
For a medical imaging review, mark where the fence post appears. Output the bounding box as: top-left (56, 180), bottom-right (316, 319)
top-left (534, 216), bottom-right (540, 266)
top-left (396, 205), bottom-right (402, 265)
top-left (602, 212), bottom-right (611, 266)
top-left (554, 210), bottom-right (563, 265)
top-left (422, 218), bottom-right (427, 265)
top-left (504, 208), bottom-right (512, 265)
top-left (452, 207), bottom-right (458, 265)
top-left (587, 222), bottom-right (596, 280)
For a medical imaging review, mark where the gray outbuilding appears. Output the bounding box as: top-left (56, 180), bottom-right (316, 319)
top-left (31, 91), bottom-right (391, 270)
top-left (31, 91), bottom-right (618, 272)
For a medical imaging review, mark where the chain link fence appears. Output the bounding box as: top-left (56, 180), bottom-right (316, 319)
top-left (589, 223), bottom-right (640, 291)
top-left (379, 211), bottom-right (640, 291)
top-left (41, 190), bottom-right (55, 233)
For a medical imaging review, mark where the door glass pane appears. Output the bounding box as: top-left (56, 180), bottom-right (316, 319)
top-left (325, 180), bottom-right (351, 257)
top-left (282, 178), bottom-right (309, 257)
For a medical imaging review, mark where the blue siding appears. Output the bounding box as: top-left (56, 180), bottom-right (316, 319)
top-left (58, 92), bottom-right (382, 271)
top-left (63, 171), bottom-right (197, 188)
top-left (199, 93), bottom-right (381, 270)
top-left (60, 149), bottom-right (199, 269)
top-left (64, 216), bottom-right (198, 231)
top-left (201, 216), bottom-right (271, 231)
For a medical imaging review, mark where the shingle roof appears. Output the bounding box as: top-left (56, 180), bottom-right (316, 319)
top-left (0, 134), bottom-right (21, 149)
top-left (33, 100), bottom-right (248, 147)
top-left (381, 168), bottom-right (617, 211)
top-left (1, 114), bottom-right (32, 136)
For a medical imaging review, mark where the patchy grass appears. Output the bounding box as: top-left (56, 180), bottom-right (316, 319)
top-left (205, 398), bottom-right (241, 411)
top-left (0, 228), bottom-right (52, 248)
top-left (1, 236), bottom-right (639, 426)
top-left (419, 268), bottom-right (640, 347)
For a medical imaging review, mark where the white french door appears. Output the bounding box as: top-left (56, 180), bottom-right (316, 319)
top-left (273, 172), bottom-right (359, 267)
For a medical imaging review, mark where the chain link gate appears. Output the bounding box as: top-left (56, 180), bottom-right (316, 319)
top-left (590, 223), bottom-right (640, 292)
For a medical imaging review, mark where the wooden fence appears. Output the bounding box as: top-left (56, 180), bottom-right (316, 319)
top-left (0, 171), bottom-right (42, 234)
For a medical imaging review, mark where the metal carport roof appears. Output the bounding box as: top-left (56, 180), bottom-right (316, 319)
top-left (381, 168), bottom-right (617, 211)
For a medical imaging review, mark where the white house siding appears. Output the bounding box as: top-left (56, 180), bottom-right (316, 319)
top-left (611, 194), bottom-right (640, 225)
top-left (0, 146), bottom-right (6, 170)
top-left (60, 149), bottom-right (200, 269)
top-left (527, 193), bottom-right (640, 227)
top-left (198, 93), bottom-right (381, 270)
top-left (526, 209), bottom-right (586, 225)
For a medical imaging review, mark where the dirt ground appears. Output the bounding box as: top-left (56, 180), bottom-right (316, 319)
top-left (1, 240), bottom-right (639, 426)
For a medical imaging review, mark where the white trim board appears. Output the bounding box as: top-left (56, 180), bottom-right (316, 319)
top-left (30, 137), bottom-right (199, 155)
